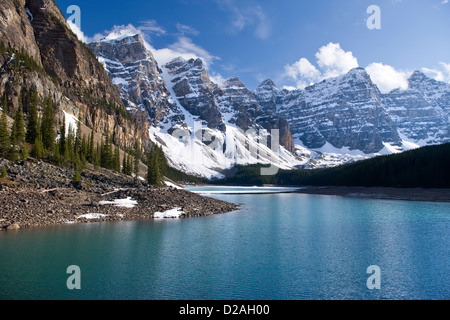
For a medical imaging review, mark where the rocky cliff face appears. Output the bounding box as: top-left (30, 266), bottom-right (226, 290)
top-left (0, 0), bottom-right (41, 63)
top-left (88, 34), bottom-right (180, 128)
top-left (26, 0), bottom-right (123, 106)
top-left (163, 57), bottom-right (225, 131)
top-left (256, 68), bottom-right (402, 154)
top-left (215, 76), bottom-right (295, 152)
top-left (0, 0), bottom-right (150, 151)
top-left (382, 71), bottom-right (450, 145)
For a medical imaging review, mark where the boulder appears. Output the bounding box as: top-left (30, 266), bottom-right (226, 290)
top-left (7, 223), bottom-right (20, 230)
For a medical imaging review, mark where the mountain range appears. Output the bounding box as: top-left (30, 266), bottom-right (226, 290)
top-left (88, 29), bottom-right (450, 178)
top-left (1, 0), bottom-right (449, 180)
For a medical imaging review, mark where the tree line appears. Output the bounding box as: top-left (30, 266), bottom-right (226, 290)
top-left (0, 90), bottom-right (170, 187)
top-left (212, 143), bottom-right (450, 189)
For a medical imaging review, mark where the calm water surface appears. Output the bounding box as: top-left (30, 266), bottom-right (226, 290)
top-left (1, 186), bottom-right (449, 300)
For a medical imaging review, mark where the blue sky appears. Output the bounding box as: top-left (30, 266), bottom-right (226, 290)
top-left (55, 0), bottom-right (450, 92)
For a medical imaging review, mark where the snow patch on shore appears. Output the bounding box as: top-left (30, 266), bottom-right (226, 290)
top-left (154, 207), bottom-right (185, 219)
top-left (77, 213), bottom-right (109, 220)
top-left (99, 197), bottom-right (138, 208)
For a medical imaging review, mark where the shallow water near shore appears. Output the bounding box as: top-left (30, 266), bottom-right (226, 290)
top-left (1, 186), bottom-right (450, 300)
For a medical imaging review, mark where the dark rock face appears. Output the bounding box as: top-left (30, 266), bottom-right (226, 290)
top-left (382, 71), bottom-right (450, 144)
top-left (0, 0), bottom-right (42, 63)
top-left (216, 76), bottom-right (295, 152)
top-left (0, 0), bottom-right (150, 153)
top-left (26, 0), bottom-right (123, 106)
top-left (164, 58), bottom-right (224, 130)
top-left (216, 77), bottom-right (260, 131)
top-left (88, 34), bottom-right (181, 127)
top-left (255, 68), bottom-right (401, 154)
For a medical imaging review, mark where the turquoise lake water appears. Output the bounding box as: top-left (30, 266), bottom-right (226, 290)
top-left (1, 186), bottom-right (449, 300)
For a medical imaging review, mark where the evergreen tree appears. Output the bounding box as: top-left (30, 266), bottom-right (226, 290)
top-left (126, 152), bottom-right (132, 175)
top-left (73, 162), bottom-right (81, 182)
top-left (155, 146), bottom-right (167, 176)
top-left (0, 166), bottom-right (7, 179)
top-left (113, 145), bottom-right (120, 172)
top-left (25, 89), bottom-right (38, 144)
top-left (147, 146), bottom-right (163, 187)
top-left (74, 119), bottom-right (81, 158)
top-left (87, 129), bottom-right (95, 164)
top-left (81, 134), bottom-right (88, 160)
top-left (106, 134), bottom-right (113, 169)
top-left (0, 101), bottom-right (10, 158)
top-left (11, 96), bottom-right (26, 146)
top-left (8, 140), bottom-right (19, 161)
top-left (59, 117), bottom-right (67, 161)
top-left (133, 139), bottom-right (141, 179)
top-left (67, 125), bottom-right (75, 164)
top-left (94, 142), bottom-right (101, 171)
top-left (100, 134), bottom-right (114, 169)
top-left (53, 141), bottom-right (61, 165)
top-left (31, 131), bottom-right (44, 160)
top-left (122, 152), bottom-right (128, 175)
top-left (21, 143), bottom-right (29, 160)
top-left (41, 96), bottom-right (55, 152)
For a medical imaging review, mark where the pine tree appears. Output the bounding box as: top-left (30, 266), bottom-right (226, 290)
top-left (94, 142), bottom-right (101, 171)
top-left (21, 143), bottom-right (29, 160)
top-left (87, 129), bottom-right (95, 164)
top-left (0, 166), bottom-right (7, 179)
top-left (53, 141), bottom-right (61, 165)
top-left (122, 152), bottom-right (128, 175)
top-left (81, 134), bottom-right (88, 160)
top-left (100, 134), bottom-right (114, 169)
top-left (126, 152), bottom-right (132, 175)
top-left (41, 96), bottom-right (55, 152)
top-left (147, 146), bottom-right (163, 187)
top-left (67, 125), bottom-right (75, 164)
top-left (25, 90), bottom-right (38, 144)
top-left (155, 146), bottom-right (167, 176)
top-left (8, 140), bottom-right (19, 161)
top-left (31, 132), bottom-right (44, 160)
top-left (133, 139), bottom-right (141, 179)
top-left (106, 134), bottom-right (113, 169)
top-left (0, 101), bottom-right (10, 158)
top-left (113, 145), bottom-right (120, 172)
top-left (59, 116), bottom-right (67, 161)
top-left (73, 162), bottom-right (81, 182)
top-left (11, 96), bottom-right (26, 146)
top-left (74, 119), bottom-right (81, 158)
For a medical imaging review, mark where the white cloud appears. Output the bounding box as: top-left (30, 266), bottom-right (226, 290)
top-left (440, 62), bottom-right (450, 75)
top-left (283, 42), bottom-right (358, 89)
top-left (421, 67), bottom-right (445, 82)
top-left (315, 43), bottom-right (359, 79)
top-left (366, 63), bottom-right (410, 93)
top-left (421, 62), bottom-right (450, 83)
top-left (284, 58), bottom-right (321, 82)
top-left (160, 36), bottom-right (219, 67)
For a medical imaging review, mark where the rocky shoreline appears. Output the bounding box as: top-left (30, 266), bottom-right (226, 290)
top-left (0, 159), bottom-right (239, 231)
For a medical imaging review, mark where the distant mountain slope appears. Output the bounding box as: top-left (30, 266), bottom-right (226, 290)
top-left (382, 71), bottom-right (450, 145)
top-left (219, 143), bottom-right (450, 188)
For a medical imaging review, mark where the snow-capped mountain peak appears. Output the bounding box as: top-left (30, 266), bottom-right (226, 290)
top-left (88, 34), bottom-right (450, 178)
